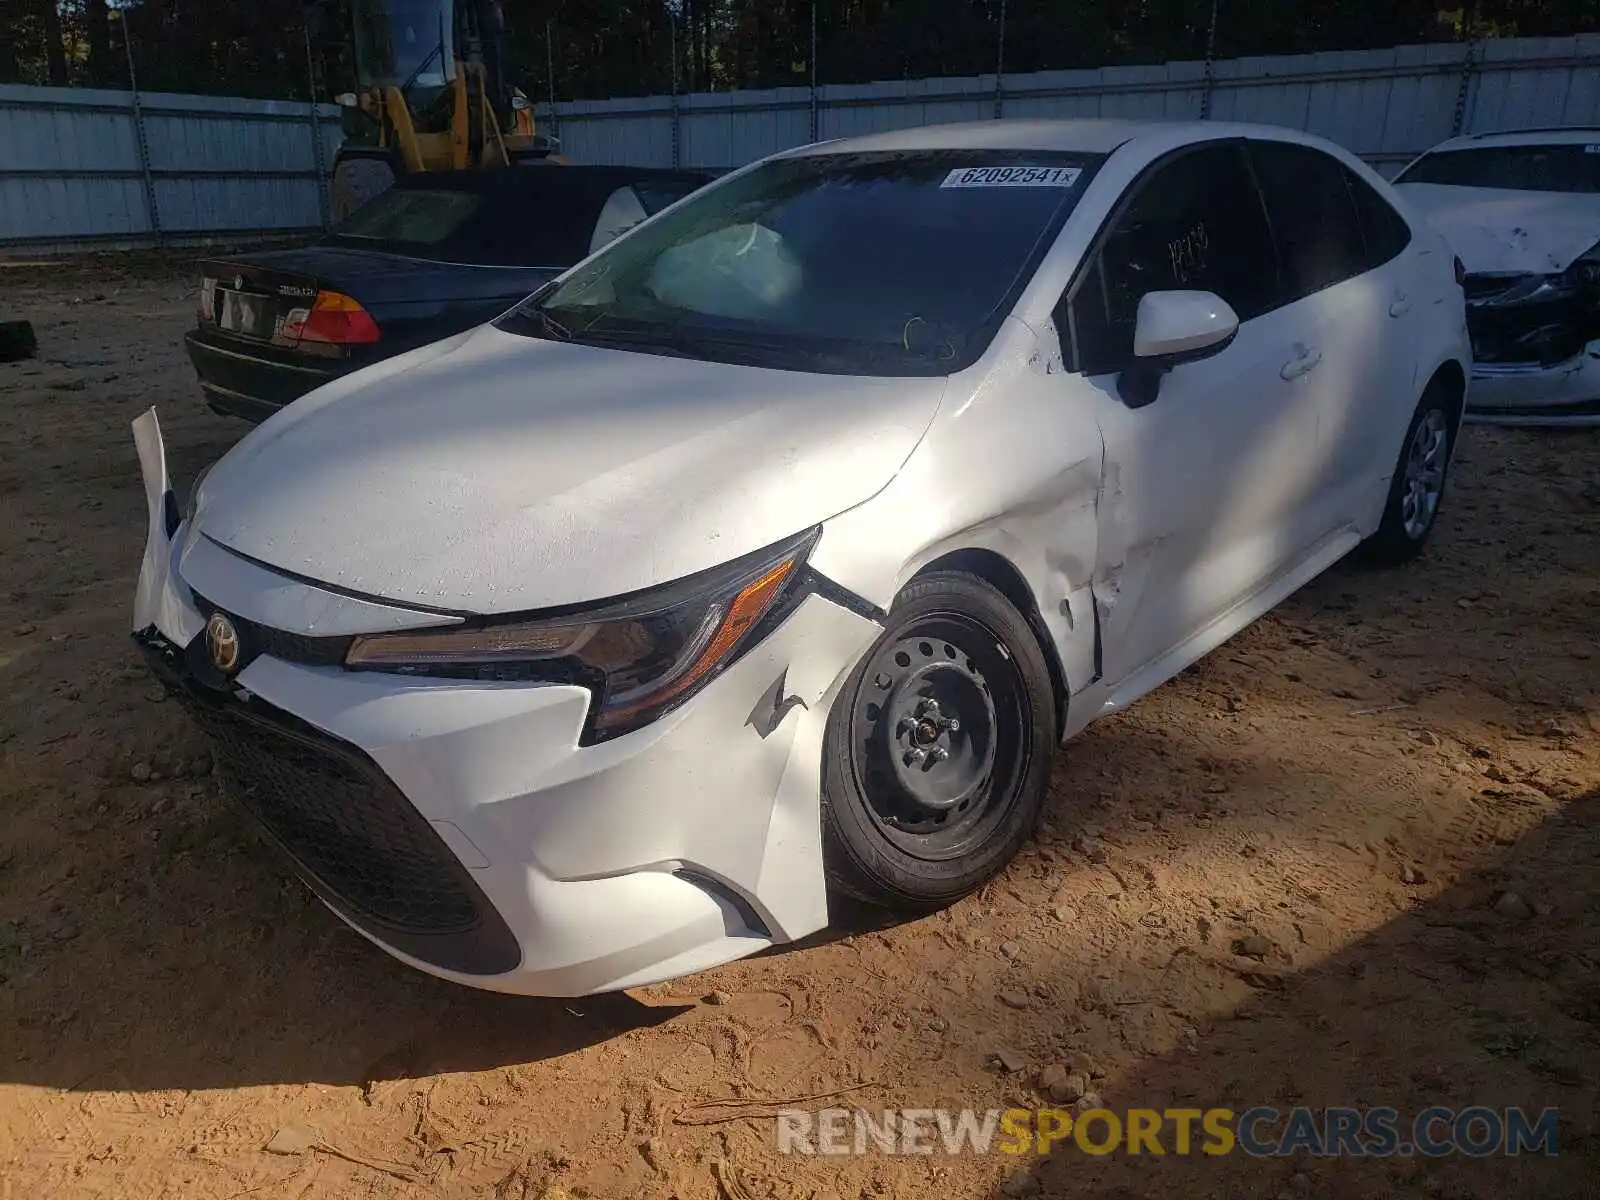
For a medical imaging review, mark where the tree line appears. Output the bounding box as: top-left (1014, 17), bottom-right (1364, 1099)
top-left (1, 1), bottom-right (1595, 101)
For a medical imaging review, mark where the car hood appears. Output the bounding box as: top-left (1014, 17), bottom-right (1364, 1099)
top-left (1396, 183), bottom-right (1600, 275)
top-left (193, 325), bottom-right (946, 615)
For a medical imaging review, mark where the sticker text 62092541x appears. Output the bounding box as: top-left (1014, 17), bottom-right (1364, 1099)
top-left (942, 165), bottom-right (1084, 189)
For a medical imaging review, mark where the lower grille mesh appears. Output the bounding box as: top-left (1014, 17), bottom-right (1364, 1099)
top-left (191, 702), bottom-right (480, 935)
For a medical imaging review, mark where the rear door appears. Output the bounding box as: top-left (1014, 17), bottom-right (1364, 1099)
top-left (1245, 140), bottom-right (1408, 531)
top-left (1341, 166), bottom-right (1429, 512)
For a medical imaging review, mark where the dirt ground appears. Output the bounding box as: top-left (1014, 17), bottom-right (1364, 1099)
top-left (0, 256), bottom-right (1596, 1200)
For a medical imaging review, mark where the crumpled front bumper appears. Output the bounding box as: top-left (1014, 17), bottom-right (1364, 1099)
top-left (1463, 272), bottom-right (1600, 426)
top-left (1466, 339), bottom-right (1600, 426)
top-left (130, 410), bottom-right (883, 996)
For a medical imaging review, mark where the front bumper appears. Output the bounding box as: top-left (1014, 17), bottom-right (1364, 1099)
top-left (129, 410), bottom-right (881, 996)
top-left (1465, 338), bottom-right (1600, 427)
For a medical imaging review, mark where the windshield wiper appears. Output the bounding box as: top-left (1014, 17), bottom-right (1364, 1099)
top-left (534, 308), bottom-right (574, 341)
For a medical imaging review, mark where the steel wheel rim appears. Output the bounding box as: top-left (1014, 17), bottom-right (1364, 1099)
top-left (1401, 408), bottom-right (1448, 540)
top-left (848, 611), bottom-right (1030, 862)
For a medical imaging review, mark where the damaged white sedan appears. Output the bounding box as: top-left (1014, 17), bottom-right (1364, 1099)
top-left (133, 119), bottom-right (1469, 997)
top-left (1395, 128), bottom-right (1600, 426)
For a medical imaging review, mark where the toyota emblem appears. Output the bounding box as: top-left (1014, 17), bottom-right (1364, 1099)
top-left (205, 611), bottom-right (241, 677)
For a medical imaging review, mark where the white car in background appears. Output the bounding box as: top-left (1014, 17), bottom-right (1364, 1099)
top-left (132, 119), bottom-right (1469, 997)
top-left (1394, 128), bottom-right (1600, 426)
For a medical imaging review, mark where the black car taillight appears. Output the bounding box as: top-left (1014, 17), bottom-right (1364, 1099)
top-left (282, 290), bottom-right (381, 345)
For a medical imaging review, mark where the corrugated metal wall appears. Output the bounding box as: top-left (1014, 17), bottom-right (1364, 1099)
top-left (2, 33), bottom-right (1595, 252)
top-left (542, 33), bottom-right (1600, 175)
top-left (0, 84), bottom-right (341, 251)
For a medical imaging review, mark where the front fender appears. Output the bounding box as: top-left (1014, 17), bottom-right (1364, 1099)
top-left (810, 318), bottom-right (1104, 702)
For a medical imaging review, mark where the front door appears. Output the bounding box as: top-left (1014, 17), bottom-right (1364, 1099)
top-left (1060, 142), bottom-right (1322, 689)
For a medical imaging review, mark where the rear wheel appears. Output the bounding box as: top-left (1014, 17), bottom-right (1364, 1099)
top-left (821, 571), bottom-right (1057, 911)
top-left (331, 155), bottom-right (398, 222)
top-left (1363, 388), bottom-right (1456, 564)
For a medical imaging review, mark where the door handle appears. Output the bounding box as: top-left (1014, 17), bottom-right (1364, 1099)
top-left (1280, 346), bottom-right (1323, 380)
top-left (1389, 296), bottom-right (1411, 317)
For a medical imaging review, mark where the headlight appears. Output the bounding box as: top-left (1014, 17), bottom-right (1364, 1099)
top-left (1564, 241), bottom-right (1600, 288)
top-left (344, 528), bottom-right (819, 740)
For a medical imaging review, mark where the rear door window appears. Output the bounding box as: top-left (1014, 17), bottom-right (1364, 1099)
top-left (1247, 141), bottom-right (1369, 301)
top-left (1068, 142), bottom-right (1277, 375)
top-left (1342, 168), bottom-right (1412, 269)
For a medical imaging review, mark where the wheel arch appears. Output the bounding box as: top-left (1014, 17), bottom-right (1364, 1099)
top-left (1425, 358), bottom-right (1469, 430)
top-left (910, 546), bottom-right (1071, 737)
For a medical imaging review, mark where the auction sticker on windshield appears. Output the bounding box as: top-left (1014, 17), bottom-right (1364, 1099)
top-left (942, 165), bottom-right (1083, 188)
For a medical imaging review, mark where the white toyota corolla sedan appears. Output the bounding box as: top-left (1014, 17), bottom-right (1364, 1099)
top-left (133, 119), bottom-right (1470, 996)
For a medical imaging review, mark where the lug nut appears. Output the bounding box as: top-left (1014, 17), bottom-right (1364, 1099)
top-left (928, 746), bottom-right (950, 763)
top-left (945, 717), bottom-right (960, 733)
top-left (904, 748), bottom-right (926, 766)
top-left (919, 699), bottom-right (942, 718)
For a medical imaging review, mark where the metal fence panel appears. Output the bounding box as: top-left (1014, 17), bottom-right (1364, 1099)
top-left (3, 33), bottom-right (1598, 251)
top-left (537, 34), bottom-right (1600, 177)
top-left (0, 83), bottom-right (341, 250)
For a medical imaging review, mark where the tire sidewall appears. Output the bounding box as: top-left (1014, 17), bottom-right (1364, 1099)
top-left (821, 571), bottom-right (1057, 909)
top-left (1371, 388), bottom-right (1458, 560)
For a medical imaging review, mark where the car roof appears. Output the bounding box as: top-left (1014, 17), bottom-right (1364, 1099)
top-left (1422, 127), bottom-right (1600, 153)
top-left (780, 118), bottom-right (1343, 159)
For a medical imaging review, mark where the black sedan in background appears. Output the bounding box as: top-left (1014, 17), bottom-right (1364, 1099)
top-left (185, 165), bottom-right (716, 422)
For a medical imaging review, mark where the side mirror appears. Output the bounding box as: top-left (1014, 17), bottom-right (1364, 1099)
top-left (511, 93), bottom-right (534, 112)
top-left (1118, 290), bottom-right (1239, 408)
top-left (335, 92), bottom-right (359, 108)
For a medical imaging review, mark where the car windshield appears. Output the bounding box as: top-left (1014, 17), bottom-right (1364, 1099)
top-left (1395, 143), bottom-right (1600, 194)
top-left (497, 150), bottom-right (1102, 376)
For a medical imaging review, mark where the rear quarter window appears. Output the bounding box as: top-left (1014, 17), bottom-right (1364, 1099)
top-left (1342, 169), bottom-right (1412, 269)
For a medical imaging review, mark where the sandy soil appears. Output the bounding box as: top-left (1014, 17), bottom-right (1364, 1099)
top-left (0, 258), bottom-right (1596, 1200)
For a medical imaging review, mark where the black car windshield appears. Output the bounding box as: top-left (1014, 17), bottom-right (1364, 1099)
top-left (497, 150), bottom-right (1103, 376)
top-left (1396, 143), bottom-right (1600, 193)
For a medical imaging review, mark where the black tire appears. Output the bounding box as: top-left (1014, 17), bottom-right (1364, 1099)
top-left (0, 320), bottom-right (37, 363)
top-left (820, 570), bottom-right (1057, 911)
top-left (331, 155), bottom-right (398, 223)
top-left (1363, 386), bottom-right (1458, 565)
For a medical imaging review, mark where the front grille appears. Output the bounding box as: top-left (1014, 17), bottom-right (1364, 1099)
top-left (139, 630), bottom-right (521, 976)
top-left (193, 702), bottom-right (480, 934)
top-left (1463, 272), bottom-right (1597, 367)
top-left (191, 594), bottom-right (352, 669)
top-left (1463, 273), bottom-right (1530, 303)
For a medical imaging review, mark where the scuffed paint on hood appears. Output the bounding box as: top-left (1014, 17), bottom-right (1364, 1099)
top-left (1396, 183), bottom-right (1600, 275)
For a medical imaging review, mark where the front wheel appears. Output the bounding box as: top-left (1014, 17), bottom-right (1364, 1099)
top-left (1363, 389), bottom-right (1456, 565)
top-left (820, 571), bottom-right (1057, 911)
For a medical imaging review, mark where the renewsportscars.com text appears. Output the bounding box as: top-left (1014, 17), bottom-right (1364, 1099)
top-left (775, 1106), bottom-right (1560, 1158)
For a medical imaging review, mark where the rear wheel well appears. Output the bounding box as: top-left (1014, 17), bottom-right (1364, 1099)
top-left (912, 548), bottom-right (1069, 736)
top-left (1426, 360), bottom-right (1467, 426)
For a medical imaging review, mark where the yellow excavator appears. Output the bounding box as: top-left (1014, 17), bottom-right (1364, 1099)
top-left (306, 0), bottom-right (565, 220)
